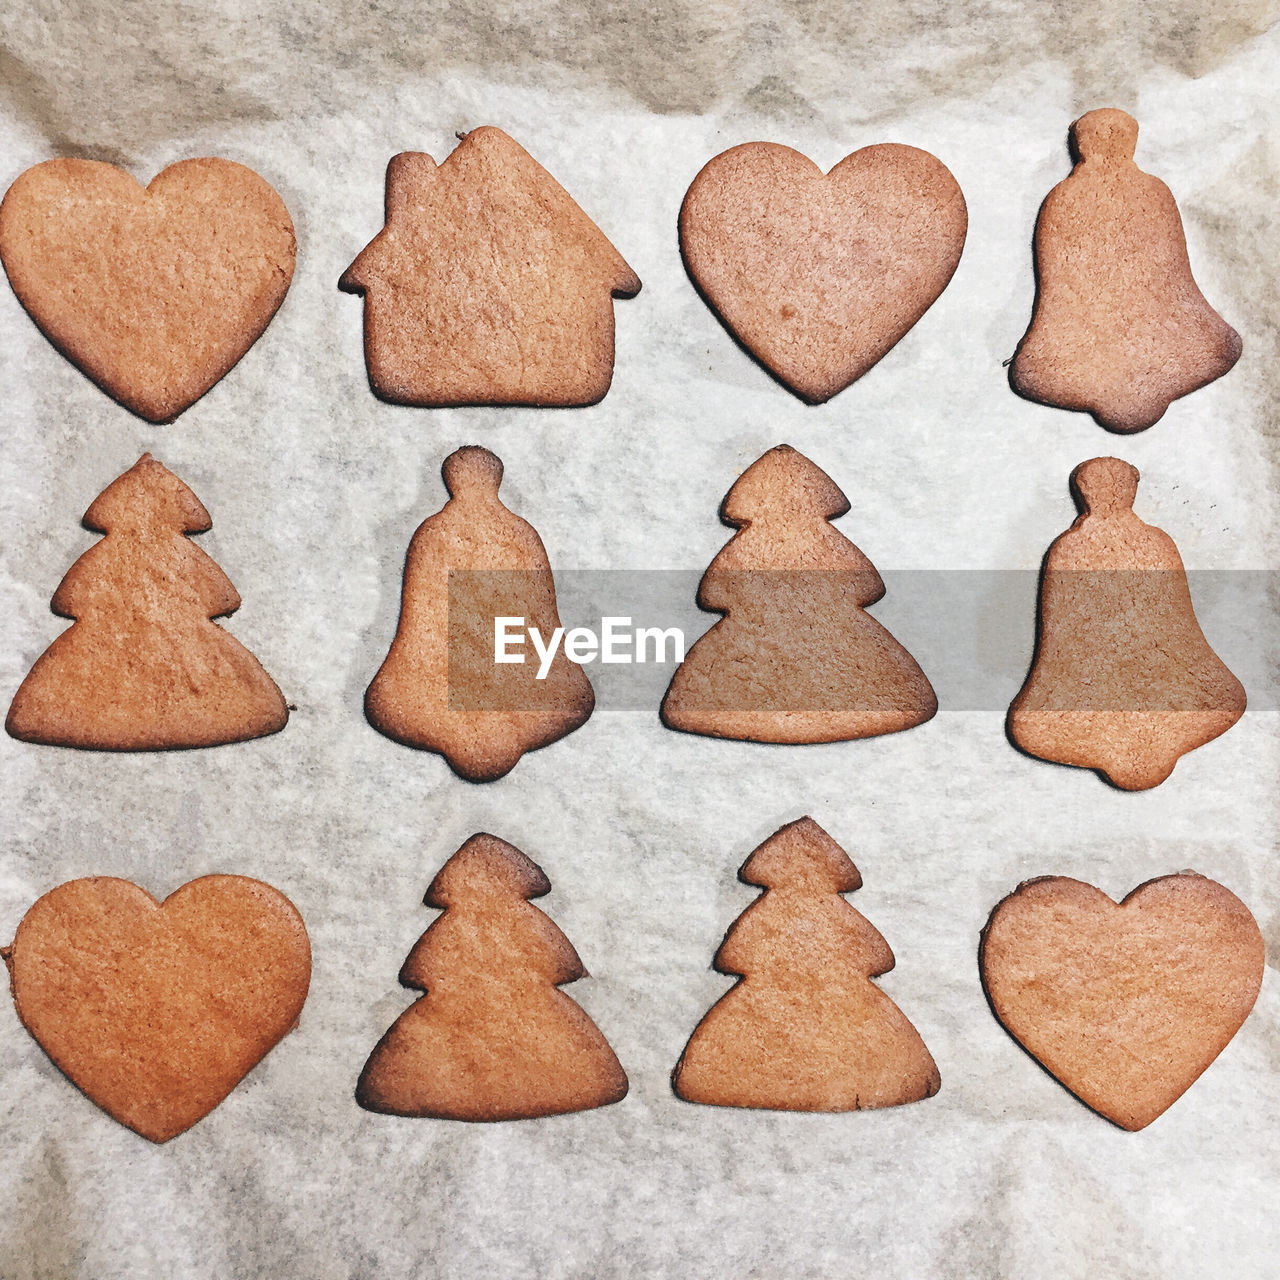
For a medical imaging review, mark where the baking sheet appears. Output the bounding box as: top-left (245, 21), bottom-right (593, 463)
top-left (1, 3), bottom-right (1278, 1277)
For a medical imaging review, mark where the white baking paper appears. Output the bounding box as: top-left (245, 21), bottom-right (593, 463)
top-left (1, 3), bottom-right (1277, 1276)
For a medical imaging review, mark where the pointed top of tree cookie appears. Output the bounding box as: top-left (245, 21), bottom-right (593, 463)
top-left (721, 445), bottom-right (850, 525)
top-left (740, 817), bottom-right (863, 893)
top-left (425, 833), bottom-right (552, 908)
top-left (84, 454), bottom-right (212, 534)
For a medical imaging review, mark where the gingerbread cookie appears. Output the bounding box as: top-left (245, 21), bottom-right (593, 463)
top-left (1010, 109), bottom-right (1241, 433)
top-left (0, 157), bottom-right (295, 422)
top-left (6, 454), bottom-right (288, 750)
top-left (357, 834), bottom-right (628, 1120)
top-left (340, 127), bottom-right (640, 406)
top-left (366, 446), bottom-right (593, 781)
top-left (981, 873), bottom-right (1263, 1130)
top-left (680, 141), bottom-right (966, 402)
top-left (661, 445), bottom-right (936, 742)
top-left (4, 875), bottom-right (311, 1142)
top-left (674, 818), bottom-right (939, 1110)
top-left (1009, 457), bottom-right (1244, 790)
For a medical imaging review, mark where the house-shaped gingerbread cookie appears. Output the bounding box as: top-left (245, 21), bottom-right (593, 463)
top-left (340, 127), bottom-right (641, 407)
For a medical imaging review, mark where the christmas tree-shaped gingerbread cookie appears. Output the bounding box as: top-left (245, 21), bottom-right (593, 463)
top-left (1009, 457), bottom-right (1245, 789)
top-left (674, 817), bottom-right (939, 1111)
top-left (365, 446), bottom-right (594, 781)
top-left (357, 834), bottom-right (628, 1120)
top-left (661, 445), bottom-right (935, 742)
top-left (1011, 108), bottom-right (1241, 433)
top-left (7, 454), bottom-right (287, 749)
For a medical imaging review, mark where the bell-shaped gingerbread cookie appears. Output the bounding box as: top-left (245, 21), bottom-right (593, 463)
top-left (1009, 457), bottom-right (1245, 789)
top-left (1011, 109), bottom-right (1241, 432)
top-left (365, 446), bottom-right (594, 781)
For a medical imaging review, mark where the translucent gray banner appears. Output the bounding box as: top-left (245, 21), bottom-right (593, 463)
top-left (443, 570), bottom-right (1280, 712)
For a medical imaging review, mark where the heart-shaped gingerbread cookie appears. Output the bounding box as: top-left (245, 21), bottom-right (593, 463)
top-left (981, 873), bottom-right (1263, 1130)
top-left (680, 142), bottom-right (967, 402)
top-left (5, 875), bottom-right (310, 1142)
top-left (0, 157), bottom-right (295, 422)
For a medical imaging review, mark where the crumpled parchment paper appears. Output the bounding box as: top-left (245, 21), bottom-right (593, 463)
top-left (1, 4), bottom-right (1278, 1277)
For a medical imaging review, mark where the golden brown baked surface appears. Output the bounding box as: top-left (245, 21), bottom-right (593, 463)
top-left (1008, 456), bottom-right (1244, 789)
top-left (365, 446), bottom-right (594, 781)
top-left (6, 454), bottom-right (289, 750)
top-left (340, 126), bottom-right (640, 407)
top-left (357, 833), bottom-right (628, 1120)
top-left (662, 445), bottom-right (937, 742)
top-left (0, 157), bottom-right (295, 422)
top-left (5, 875), bottom-right (311, 1143)
top-left (680, 141), bottom-right (966, 402)
top-left (674, 817), bottom-right (939, 1111)
top-left (981, 872), bottom-right (1263, 1130)
top-left (1011, 108), bottom-right (1241, 433)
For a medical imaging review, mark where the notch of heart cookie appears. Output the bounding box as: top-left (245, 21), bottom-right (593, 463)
top-left (980, 872), bottom-right (1263, 1130)
top-left (0, 157), bottom-right (296, 422)
top-left (679, 141), bottom-right (967, 403)
top-left (5, 875), bottom-right (311, 1142)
